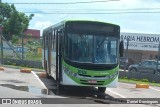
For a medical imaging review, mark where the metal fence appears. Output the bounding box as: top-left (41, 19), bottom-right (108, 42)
top-left (0, 33), bottom-right (42, 68)
top-left (119, 70), bottom-right (160, 83)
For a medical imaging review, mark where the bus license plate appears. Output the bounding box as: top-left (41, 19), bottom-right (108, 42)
top-left (88, 80), bottom-right (97, 83)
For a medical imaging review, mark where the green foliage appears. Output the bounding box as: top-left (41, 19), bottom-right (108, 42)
top-left (25, 34), bottom-right (32, 38)
top-left (6, 60), bottom-right (11, 65)
top-left (0, 3), bottom-right (11, 24)
top-left (152, 81), bottom-right (156, 83)
top-left (12, 63), bottom-right (16, 66)
top-left (0, 3), bottom-right (34, 41)
top-left (141, 78), bottom-right (149, 82)
top-left (120, 77), bottom-right (149, 82)
top-left (26, 52), bottom-right (42, 61)
top-left (120, 76), bottom-right (128, 79)
top-left (130, 78), bottom-right (138, 81)
top-left (124, 77), bottom-right (128, 79)
top-left (11, 35), bottom-right (19, 44)
top-left (27, 40), bottom-right (41, 46)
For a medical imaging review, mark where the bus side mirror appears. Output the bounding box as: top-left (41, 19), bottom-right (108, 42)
top-left (119, 41), bottom-right (124, 57)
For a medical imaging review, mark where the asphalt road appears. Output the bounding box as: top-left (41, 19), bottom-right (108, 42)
top-left (0, 67), bottom-right (160, 107)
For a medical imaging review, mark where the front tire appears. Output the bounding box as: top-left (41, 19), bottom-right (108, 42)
top-left (98, 87), bottom-right (106, 93)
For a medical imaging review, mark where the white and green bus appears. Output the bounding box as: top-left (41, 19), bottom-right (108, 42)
top-left (42, 20), bottom-right (123, 93)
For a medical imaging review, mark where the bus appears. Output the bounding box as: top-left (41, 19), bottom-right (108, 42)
top-left (42, 20), bottom-right (123, 93)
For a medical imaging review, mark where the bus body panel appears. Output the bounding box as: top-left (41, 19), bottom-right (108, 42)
top-left (61, 69), bottom-right (118, 87)
top-left (61, 60), bottom-right (118, 87)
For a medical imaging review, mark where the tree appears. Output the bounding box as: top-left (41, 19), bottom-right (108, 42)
top-left (0, 3), bottom-right (34, 41)
top-left (0, 3), bottom-right (11, 24)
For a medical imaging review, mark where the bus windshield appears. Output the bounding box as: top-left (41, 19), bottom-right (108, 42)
top-left (64, 33), bottom-right (118, 64)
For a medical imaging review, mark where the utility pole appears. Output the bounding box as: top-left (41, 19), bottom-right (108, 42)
top-left (155, 42), bottom-right (160, 74)
top-left (124, 37), bottom-right (129, 72)
top-left (0, 24), bottom-right (3, 60)
top-left (0, 0), bottom-right (3, 61)
top-left (22, 34), bottom-right (24, 60)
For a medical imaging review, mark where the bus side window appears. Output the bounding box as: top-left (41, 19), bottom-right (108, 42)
top-left (52, 30), bottom-right (55, 51)
top-left (53, 30), bottom-right (57, 51)
top-left (48, 34), bottom-right (52, 54)
top-left (46, 35), bottom-right (48, 49)
top-left (49, 33), bottom-right (53, 50)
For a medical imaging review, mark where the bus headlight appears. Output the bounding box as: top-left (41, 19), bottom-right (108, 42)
top-left (72, 73), bottom-right (78, 77)
top-left (105, 71), bottom-right (118, 79)
top-left (63, 66), bottom-right (77, 77)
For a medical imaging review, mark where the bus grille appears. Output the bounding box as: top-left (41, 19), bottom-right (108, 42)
top-left (78, 74), bottom-right (106, 78)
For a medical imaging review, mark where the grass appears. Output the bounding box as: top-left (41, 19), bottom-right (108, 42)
top-left (0, 52), bottom-right (42, 62)
top-left (119, 78), bottom-right (160, 87)
top-left (25, 53), bottom-right (42, 61)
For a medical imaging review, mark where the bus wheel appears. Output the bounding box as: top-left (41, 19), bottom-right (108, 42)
top-left (98, 87), bottom-right (106, 93)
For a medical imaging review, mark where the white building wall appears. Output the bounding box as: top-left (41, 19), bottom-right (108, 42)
top-left (120, 32), bottom-right (160, 64)
top-left (120, 32), bottom-right (160, 51)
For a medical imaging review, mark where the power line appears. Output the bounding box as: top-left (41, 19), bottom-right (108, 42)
top-left (45, 8), bottom-right (160, 11)
top-left (1, 7), bottom-right (160, 14)
top-left (18, 8), bottom-right (160, 14)
top-left (17, 8), bottom-right (160, 13)
top-left (22, 11), bottom-right (160, 14)
top-left (8, 0), bottom-right (119, 5)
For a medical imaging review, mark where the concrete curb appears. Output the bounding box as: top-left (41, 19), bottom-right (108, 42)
top-left (136, 83), bottom-right (149, 88)
top-left (20, 68), bottom-right (32, 73)
top-left (0, 67), bottom-right (5, 71)
top-left (39, 72), bottom-right (47, 78)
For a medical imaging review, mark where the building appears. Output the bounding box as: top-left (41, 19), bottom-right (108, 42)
top-left (121, 32), bottom-right (160, 64)
top-left (0, 26), bottom-right (40, 43)
top-left (23, 29), bottom-right (40, 43)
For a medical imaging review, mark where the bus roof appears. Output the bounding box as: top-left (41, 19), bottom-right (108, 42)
top-left (65, 19), bottom-right (119, 26)
top-left (43, 19), bottom-right (119, 33)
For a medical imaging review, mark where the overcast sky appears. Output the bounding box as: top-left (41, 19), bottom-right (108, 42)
top-left (2, 0), bottom-right (160, 35)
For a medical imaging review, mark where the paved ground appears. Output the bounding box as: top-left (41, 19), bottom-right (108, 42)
top-left (0, 67), bottom-right (160, 107)
top-left (106, 82), bottom-right (160, 98)
top-left (0, 68), bottom-right (45, 89)
top-left (0, 67), bottom-right (61, 98)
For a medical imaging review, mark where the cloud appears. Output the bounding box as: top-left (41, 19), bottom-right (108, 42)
top-left (33, 21), bottom-right (52, 35)
top-left (142, 0), bottom-right (160, 3)
top-left (34, 14), bottom-right (43, 18)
